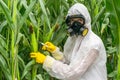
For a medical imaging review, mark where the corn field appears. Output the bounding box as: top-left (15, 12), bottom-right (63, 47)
top-left (0, 0), bottom-right (120, 80)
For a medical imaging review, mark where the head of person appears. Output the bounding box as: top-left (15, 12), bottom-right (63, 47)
top-left (65, 3), bottom-right (91, 37)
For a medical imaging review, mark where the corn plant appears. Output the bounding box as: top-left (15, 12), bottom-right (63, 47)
top-left (106, 0), bottom-right (120, 80)
top-left (0, 0), bottom-right (39, 80)
top-left (0, 0), bottom-right (68, 80)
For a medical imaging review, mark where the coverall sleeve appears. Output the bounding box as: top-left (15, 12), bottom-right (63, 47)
top-left (51, 47), bottom-right (64, 61)
top-left (43, 49), bottom-right (99, 80)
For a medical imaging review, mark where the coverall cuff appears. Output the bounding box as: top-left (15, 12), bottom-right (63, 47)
top-left (43, 56), bottom-right (55, 69)
top-left (52, 47), bottom-right (63, 60)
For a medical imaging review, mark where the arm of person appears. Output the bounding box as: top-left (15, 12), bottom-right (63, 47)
top-left (51, 47), bottom-right (65, 61)
top-left (43, 49), bottom-right (99, 80)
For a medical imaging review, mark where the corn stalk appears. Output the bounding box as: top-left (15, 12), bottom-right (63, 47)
top-left (29, 24), bottom-right (38, 80)
top-left (0, 0), bottom-right (36, 80)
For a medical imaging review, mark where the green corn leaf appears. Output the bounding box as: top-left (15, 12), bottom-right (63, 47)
top-left (106, 0), bottom-right (120, 79)
top-left (21, 60), bottom-right (35, 79)
top-left (17, 55), bottom-right (25, 71)
top-left (0, 45), bottom-right (8, 62)
top-left (108, 70), bottom-right (117, 78)
top-left (0, 35), bottom-right (9, 63)
top-left (19, 0), bottom-right (36, 29)
top-left (39, 0), bottom-right (50, 29)
top-left (92, 6), bottom-right (105, 27)
top-left (0, 0), bottom-right (13, 29)
top-left (100, 13), bottom-right (110, 35)
top-left (20, 0), bottom-right (37, 27)
top-left (36, 74), bottom-right (43, 80)
top-left (0, 55), bottom-right (11, 80)
top-left (0, 21), bottom-right (7, 32)
top-left (0, 34), bottom-right (7, 49)
top-left (16, 33), bottom-right (23, 45)
top-left (29, 13), bottom-right (37, 27)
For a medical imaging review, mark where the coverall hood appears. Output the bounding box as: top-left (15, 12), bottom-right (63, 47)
top-left (67, 3), bottom-right (91, 30)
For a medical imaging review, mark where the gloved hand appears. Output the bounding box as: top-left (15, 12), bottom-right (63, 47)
top-left (42, 42), bottom-right (57, 53)
top-left (30, 52), bottom-right (46, 63)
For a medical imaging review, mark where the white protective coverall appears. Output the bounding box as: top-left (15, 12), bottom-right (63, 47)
top-left (43, 3), bottom-right (107, 80)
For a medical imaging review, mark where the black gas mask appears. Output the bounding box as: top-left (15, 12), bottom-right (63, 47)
top-left (65, 14), bottom-right (88, 36)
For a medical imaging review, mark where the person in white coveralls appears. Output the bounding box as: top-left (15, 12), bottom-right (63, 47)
top-left (30, 3), bottom-right (107, 80)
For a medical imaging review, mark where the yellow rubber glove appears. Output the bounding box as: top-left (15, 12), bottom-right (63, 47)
top-left (42, 42), bottom-right (57, 53)
top-left (30, 52), bottom-right (46, 63)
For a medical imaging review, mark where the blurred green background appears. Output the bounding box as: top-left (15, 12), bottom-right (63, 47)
top-left (0, 0), bottom-right (120, 80)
